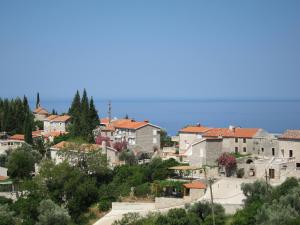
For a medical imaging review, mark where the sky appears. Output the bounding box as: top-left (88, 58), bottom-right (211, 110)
top-left (0, 0), bottom-right (300, 100)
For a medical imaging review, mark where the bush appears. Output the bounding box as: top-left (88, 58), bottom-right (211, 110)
top-left (135, 183), bottom-right (151, 197)
top-left (98, 197), bottom-right (113, 212)
top-left (237, 168), bottom-right (245, 178)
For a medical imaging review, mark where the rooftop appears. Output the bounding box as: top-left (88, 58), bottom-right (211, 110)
top-left (279, 130), bottom-right (300, 140)
top-left (183, 181), bottom-right (207, 189)
top-left (180, 125), bottom-right (211, 133)
top-left (45, 115), bottom-right (71, 122)
top-left (203, 127), bottom-right (260, 138)
top-left (51, 141), bottom-right (101, 152)
top-left (100, 118), bottom-right (158, 130)
top-left (33, 107), bottom-right (49, 115)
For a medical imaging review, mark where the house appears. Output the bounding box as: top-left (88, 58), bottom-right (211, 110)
top-left (202, 126), bottom-right (278, 156)
top-left (187, 138), bottom-right (223, 167)
top-left (179, 125), bottom-right (212, 153)
top-left (183, 181), bottom-right (207, 201)
top-left (278, 130), bottom-right (300, 162)
top-left (232, 130), bottom-right (300, 182)
top-left (0, 139), bottom-right (24, 154)
top-left (50, 141), bottom-right (120, 167)
top-left (44, 115), bottom-right (71, 133)
top-left (98, 118), bottom-right (161, 154)
top-left (33, 107), bottom-right (49, 121)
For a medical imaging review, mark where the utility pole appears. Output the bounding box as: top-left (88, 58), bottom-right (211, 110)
top-left (203, 166), bottom-right (216, 225)
top-left (108, 100), bottom-right (112, 123)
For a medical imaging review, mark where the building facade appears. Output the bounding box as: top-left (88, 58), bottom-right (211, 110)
top-left (44, 115), bottom-right (71, 133)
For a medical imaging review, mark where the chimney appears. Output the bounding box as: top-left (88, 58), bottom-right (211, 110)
top-left (229, 125), bottom-right (235, 131)
top-left (144, 120), bottom-right (149, 123)
top-left (196, 123), bottom-right (201, 127)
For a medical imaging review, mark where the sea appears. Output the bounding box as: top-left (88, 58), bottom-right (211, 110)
top-left (30, 99), bottom-right (300, 136)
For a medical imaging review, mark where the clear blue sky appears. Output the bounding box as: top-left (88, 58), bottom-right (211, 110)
top-left (0, 0), bottom-right (299, 100)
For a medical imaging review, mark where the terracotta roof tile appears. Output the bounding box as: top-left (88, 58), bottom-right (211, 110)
top-left (45, 115), bottom-right (71, 122)
top-left (183, 181), bottom-right (206, 189)
top-left (51, 115), bottom-right (71, 122)
top-left (279, 130), bottom-right (300, 140)
top-left (100, 118), bottom-right (110, 125)
top-left (51, 141), bottom-right (101, 152)
top-left (0, 176), bottom-right (9, 181)
top-left (203, 128), bottom-right (259, 138)
top-left (33, 107), bottom-right (49, 115)
top-left (9, 134), bottom-right (25, 141)
top-left (180, 126), bottom-right (212, 133)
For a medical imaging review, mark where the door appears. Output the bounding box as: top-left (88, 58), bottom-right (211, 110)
top-left (269, 169), bottom-right (275, 179)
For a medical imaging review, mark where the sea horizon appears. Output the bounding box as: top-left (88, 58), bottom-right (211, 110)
top-left (28, 98), bottom-right (300, 136)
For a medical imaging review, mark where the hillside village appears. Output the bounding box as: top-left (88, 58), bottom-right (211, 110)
top-left (0, 92), bottom-right (300, 225)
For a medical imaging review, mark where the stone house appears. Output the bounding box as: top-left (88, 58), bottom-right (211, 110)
top-left (33, 107), bottom-right (49, 121)
top-left (178, 125), bottom-right (212, 153)
top-left (44, 115), bottom-right (71, 133)
top-left (98, 118), bottom-right (161, 154)
top-left (202, 126), bottom-right (277, 155)
top-left (50, 141), bottom-right (120, 168)
top-left (187, 138), bottom-right (223, 167)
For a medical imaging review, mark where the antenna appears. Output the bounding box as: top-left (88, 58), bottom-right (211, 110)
top-left (108, 100), bottom-right (112, 123)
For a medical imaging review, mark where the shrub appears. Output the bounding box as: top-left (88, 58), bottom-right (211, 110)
top-left (135, 183), bottom-right (151, 197)
top-left (98, 197), bottom-right (113, 212)
top-left (237, 168), bottom-right (245, 178)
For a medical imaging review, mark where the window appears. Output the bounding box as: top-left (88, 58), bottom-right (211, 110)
top-left (289, 150), bottom-right (293, 158)
top-left (235, 147), bottom-right (238, 153)
top-left (296, 163), bottom-right (300, 170)
top-left (243, 147), bottom-right (246, 152)
top-left (153, 138), bottom-right (157, 144)
top-left (153, 130), bottom-right (157, 135)
top-left (261, 148), bottom-right (264, 153)
top-left (272, 148), bottom-right (275, 156)
top-left (235, 138), bottom-right (238, 143)
top-left (243, 138), bottom-right (246, 143)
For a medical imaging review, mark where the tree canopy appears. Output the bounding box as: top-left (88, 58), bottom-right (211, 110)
top-left (68, 89), bottom-right (99, 142)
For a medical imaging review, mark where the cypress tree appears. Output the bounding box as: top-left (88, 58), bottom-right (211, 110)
top-left (69, 90), bottom-right (82, 137)
top-left (89, 97), bottom-right (99, 133)
top-left (36, 92), bottom-right (40, 109)
top-left (24, 113), bottom-right (33, 144)
top-left (80, 89), bottom-right (90, 139)
top-left (68, 90), bottom-right (81, 115)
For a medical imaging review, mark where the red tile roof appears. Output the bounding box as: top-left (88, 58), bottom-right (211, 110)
top-left (33, 107), bottom-right (49, 115)
top-left (180, 126), bottom-right (211, 133)
top-left (100, 118), bottom-right (110, 125)
top-left (9, 134), bottom-right (24, 141)
top-left (203, 128), bottom-right (259, 138)
top-left (279, 130), bottom-right (300, 140)
top-left (0, 176), bottom-right (9, 181)
top-left (51, 141), bottom-right (101, 152)
top-left (113, 120), bottom-right (149, 129)
top-left (183, 181), bottom-right (206, 189)
top-left (51, 115), bottom-right (71, 122)
top-left (45, 115), bottom-right (71, 122)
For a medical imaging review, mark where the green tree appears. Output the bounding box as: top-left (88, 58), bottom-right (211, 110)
top-left (39, 161), bottom-right (99, 222)
top-left (36, 199), bottom-right (71, 225)
top-left (80, 88), bottom-right (90, 139)
top-left (24, 113), bottom-right (33, 145)
top-left (0, 204), bottom-right (18, 225)
top-left (36, 92), bottom-right (40, 109)
top-left (88, 97), bottom-right (99, 141)
top-left (68, 90), bottom-right (81, 137)
top-left (160, 130), bottom-right (173, 148)
top-left (7, 147), bottom-right (36, 180)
